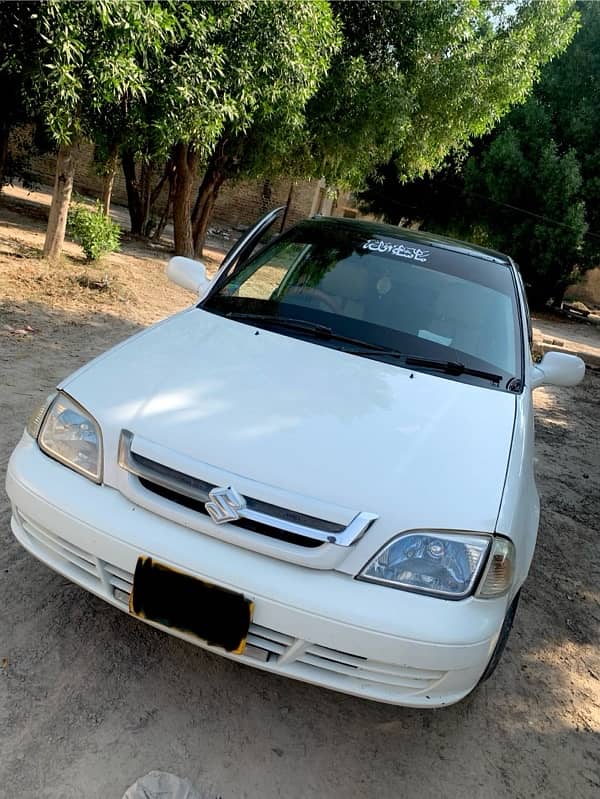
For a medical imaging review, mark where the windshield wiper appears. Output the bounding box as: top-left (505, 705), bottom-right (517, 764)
top-left (404, 356), bottom-right (502, 384)
top-left (226, 312), bottom-right (333, 337)
top-left (336, 347), bottom-right (503, 384)
top-left (226, 312), bottom-right (503, 384)
top-left (225, 312), bottom-right (391, 350)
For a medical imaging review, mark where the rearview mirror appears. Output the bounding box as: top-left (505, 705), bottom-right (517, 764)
top-left (531, 351), bottom-right (585, 389)
top-left (166, 256), bottom-right (210, 295)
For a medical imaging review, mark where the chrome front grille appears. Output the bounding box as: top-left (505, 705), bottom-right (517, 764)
top-left (118, 429), bottom-right (377, 548)
top-left (14, 509), bottom-right (445, 698)
top-left (136, 477), bottom-right (325, 548)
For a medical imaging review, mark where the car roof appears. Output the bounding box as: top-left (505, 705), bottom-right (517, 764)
top-left (302, 216), bottom-right (512, 266)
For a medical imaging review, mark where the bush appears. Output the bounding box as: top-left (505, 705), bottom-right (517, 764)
top-left (67, 202), bottom-right (121, 261)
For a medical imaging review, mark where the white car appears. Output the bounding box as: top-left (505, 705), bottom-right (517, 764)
top-left (6, 211), bottom-right (585, 707)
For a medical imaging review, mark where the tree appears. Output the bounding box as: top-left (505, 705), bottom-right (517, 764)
top-left (167, 0), bottom-right (338, 256)
top-left (0, 3), bottom-right (40, 191)
top-left (538, 0), bottom-right (600, 266)
top-left (172, 0), bottom-right (580, 258)
top-left (302, 0), bottom-right (578, 188)
top-left (359, 102), bottom-right (589, 306)
top-left (463, 101), bottom-right (587, 304)
top-left (122, 1), bottom-right (237, 253)
top-left (187, 14), bottom-right (336, 255)
top-left (359, 1), bottom-right (600, 306)
top-left (26, 0), bottom-right (176, 261)
top-left (108, 1), bottom-right (337, 254)
top-left (357, 157), bottom-right (468, 231)
top-left (90, 104), bottom-right (130, 218)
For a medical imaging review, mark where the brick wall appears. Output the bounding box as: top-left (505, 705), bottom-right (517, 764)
top-left (23, 140), bottom-right (136, 207)
top-left (212, 177), bottom-right (318, 230)
top-left (10, 131), bottom-right (363, 232)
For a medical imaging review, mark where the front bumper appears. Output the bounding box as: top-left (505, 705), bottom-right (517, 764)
top-left (6, 434), bottom-right (508, 707)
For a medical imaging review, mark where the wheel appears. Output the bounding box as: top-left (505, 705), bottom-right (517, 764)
top-left (479, 589), bottom-right (521, 683)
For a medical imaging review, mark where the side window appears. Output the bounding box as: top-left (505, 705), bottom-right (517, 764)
top-left (224, 242), bottom-right (308, 300)
top-left (208, 207), bottom-right (285, 299)
top-left (235, 227), bottom-right (280, 267)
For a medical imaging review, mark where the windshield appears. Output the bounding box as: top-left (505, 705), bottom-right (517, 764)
top-left (202, 221), bottom-right (522, 389)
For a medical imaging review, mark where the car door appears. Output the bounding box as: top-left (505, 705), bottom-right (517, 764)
top-left (206, 206), bottom-right (286, 299)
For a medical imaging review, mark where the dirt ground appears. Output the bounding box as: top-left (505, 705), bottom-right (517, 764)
top-left (1, 194), bottom-right (599, 799)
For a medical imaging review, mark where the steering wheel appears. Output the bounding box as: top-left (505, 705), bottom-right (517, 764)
top-left (284, 286), bottom-right (341, 314)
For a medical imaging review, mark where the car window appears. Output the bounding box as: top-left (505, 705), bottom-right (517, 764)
top-left (204, 222), bottom-right (522, 385)
top-left (227, 241), bottom-right (309, 300)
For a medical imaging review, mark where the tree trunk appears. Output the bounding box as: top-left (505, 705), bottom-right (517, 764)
top-left (43, 141), bottom-right (77, 262)
top-left (192, 169), bottom-right (215, 229)
top-left (101, 144), bottom-right (119, 217)
top-left (140, 160), bottom-right (154, 236)
top-left (152, 165), bottom-right (175, 242)
top-left (123, 151), bottom-right (175, 238)
top-left (0, 125), bottom-right (10, 193)
top-left (191, 157), bottom-right (227, 258)
top-left (192, 175), bottom-right (224, 259)
top-left (191, 136), bottom-right (233, 258)
top-left (150, 158), bottom-right (173, 209)
top-left (172, 141), bottom-right (197, 257)
top-left (122, 148), bottom-right (144, 234)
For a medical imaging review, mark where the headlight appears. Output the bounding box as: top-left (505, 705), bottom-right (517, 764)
top-left (38, 392), bottom-right (103, 483)
top-left (359, 531), bottom-right (494, 599)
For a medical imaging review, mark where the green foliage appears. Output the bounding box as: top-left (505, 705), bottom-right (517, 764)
top-left (359, 101), bottom-right (589, 306)
top-left (463, 100), bottom-right (587, 304)
top-left (0, 3), bottom-right (38, 120)
top-left (357, 157), bottom-right (466, 228)
top-left (27, 0), bottom-right (177, 146)
top-left (126, 1), bottom-right (339, 164)
top-left (178, 0), bottom-right (576, 254)
top-left (538, 0), bottom-right (600, 265)
top-left (2, 0), bottom-right (580, 265)
top-left (0, 2), bottom-right (42, 184)
top-left (360, 1), bottom-right (599, 306)
top-left (119, 0), bottom-right (340, 252)
top-left (302, 0), bottom-right (579, 187)
top-left (67, 202), bottom-right (121, 261)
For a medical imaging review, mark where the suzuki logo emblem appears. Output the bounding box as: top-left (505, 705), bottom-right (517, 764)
top-left (205, 486), bottom-right (246, 524)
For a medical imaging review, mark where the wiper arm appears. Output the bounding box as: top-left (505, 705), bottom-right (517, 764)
top-left (227, 313), bottom-right (504, 384)
top-left (405, 356), bottom-right (502, 384)
top-left (226, 312), bottom-right (333, 337)
top-left (341, 348), bottom-right (503, 384)
top-left (226, 312), bottom-right (391, 350)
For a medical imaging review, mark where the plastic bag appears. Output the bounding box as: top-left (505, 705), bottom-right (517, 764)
top-left (122, 770), bottom-right (204, 799)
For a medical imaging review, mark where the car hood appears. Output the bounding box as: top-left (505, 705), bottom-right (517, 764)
top-left (63, 307), bottom-right (516, 548)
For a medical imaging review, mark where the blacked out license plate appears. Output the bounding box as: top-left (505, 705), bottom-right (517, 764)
top-left (129, 556), bottom-right (253, 654)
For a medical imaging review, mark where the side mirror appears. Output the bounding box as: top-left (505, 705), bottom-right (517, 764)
top-left (166, 256), bottom-right (210, 295)
top-left (531, 351), bottom-right (585, 389)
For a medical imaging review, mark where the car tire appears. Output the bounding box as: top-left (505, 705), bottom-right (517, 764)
top-left (478, 589), bottom-right (521, 683)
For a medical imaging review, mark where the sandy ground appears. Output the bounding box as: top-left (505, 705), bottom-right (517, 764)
top-left (533, 317), bottom-right (600, 367)
top-left (1, 195), bottom-right (599, 799)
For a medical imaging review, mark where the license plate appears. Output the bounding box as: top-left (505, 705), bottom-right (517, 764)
top-left (129, 556), bottom-right (253, 654)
